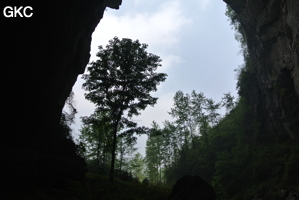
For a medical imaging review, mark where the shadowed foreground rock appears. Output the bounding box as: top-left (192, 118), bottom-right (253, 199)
top-left (2, 0), bottom-right (122, 194)
top-left (168, 175), bottom-right (216, 200)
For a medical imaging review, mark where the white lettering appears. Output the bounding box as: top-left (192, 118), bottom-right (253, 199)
top-left (3, 6), bottom-right (33, 18)
top-left (14, 6), bottom-right (23, 17)
top-left (3, 6), bottom-right (13, 18)
top-left (23, 6), bottom-right (33, 18)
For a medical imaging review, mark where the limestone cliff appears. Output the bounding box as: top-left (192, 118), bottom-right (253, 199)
top-left (2, 0), bottom-right (122, 190)
top-left (224, 0), bottom-right (299, 139)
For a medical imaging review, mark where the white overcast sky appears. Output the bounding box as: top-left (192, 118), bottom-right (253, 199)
top-left (68, 0), bottom-right (243, 156)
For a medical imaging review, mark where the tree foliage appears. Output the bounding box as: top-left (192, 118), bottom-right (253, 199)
top-left (82, 36), bottom-right (167, 181)
top-left (129, 152), bottom-right (146, 182)
top-left (141, 6), bottom-right (299, 199)
top-left (144, 87), bottom-right (299, 198)
top-left (143, 90), bottom-right (227, 186)
top-left (145, 122), bottom-right (165, 184)
top-left (77, 111), bottom-right (113, 172)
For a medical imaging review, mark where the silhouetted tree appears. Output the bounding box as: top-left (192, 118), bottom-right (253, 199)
top-left (116, 134), bottom-right (137, 172)
top-left (129, 152), bottom-right (145, 182)
top-left (78, 112), bottom-right (113, 174)
top-left (145, 121), bottom-right (165, 184)
top-left (82, 37), bottom-right (167, 181)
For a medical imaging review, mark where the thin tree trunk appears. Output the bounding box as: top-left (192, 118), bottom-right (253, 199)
top-left (119, 139), bottom-right (123, 171)
top-left (109, 106), bottom-right (123, 182)
top-left (109, 126), bottom-right (117, 182)
top-left (109, 112), bottom-right (122, 182)
top-left (119, 149), bottom-right (123, 172)
top-left (97, 127), bottom-right (101, 170)
top-left (159, 167), bottom-right (161, 183)
top-left (97, 144), bottom-right (100, 169)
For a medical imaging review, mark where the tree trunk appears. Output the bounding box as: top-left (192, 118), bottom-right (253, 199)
top-left (109, 127), bottom-right (118, 182)
top-left (109, 111), bottom-right (123, 182)
top-left (97, 128), bottom-right (101, 170)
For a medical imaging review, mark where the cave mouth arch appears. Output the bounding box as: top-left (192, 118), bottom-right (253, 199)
top-left (3, 1), bottom-right (299, 196)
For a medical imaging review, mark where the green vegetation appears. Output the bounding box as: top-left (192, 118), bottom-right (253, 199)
top-left (55, 6), bottom-right (299, 200)
top-left (81, 36), bottom-right (167, 181)
top-left (139, 5), bottom-right (299, 199)
top-left (63, 173), bottom-right (170, 200)
top-left (4, 173), bottom-right (170, 200)
top-left (142, 85), bottom-right (299, 199)
top-left (145, 121), bottom-right (166, 184)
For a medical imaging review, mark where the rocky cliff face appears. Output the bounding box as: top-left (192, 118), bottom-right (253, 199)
top-left (2, 0), bottom-right (121, 190)
top-left (224, 0), bottom-right (299, 139)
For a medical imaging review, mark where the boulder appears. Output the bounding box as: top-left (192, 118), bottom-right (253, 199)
top-left (168, 175), bottom-right (216, 200)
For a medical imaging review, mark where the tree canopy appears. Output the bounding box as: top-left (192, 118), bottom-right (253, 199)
top-left (82, 36), bottom-right (167, 181)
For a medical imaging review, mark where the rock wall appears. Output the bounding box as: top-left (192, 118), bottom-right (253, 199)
top-left (224, 0), bottom-right (299, 139)
top-left (2, 0), bottom-right (121, 189)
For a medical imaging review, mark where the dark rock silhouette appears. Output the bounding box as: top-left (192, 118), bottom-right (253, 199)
top-left (168, 175), bottom-right (216, 200)
top-left (2, 0), bottom-right (122, 195)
